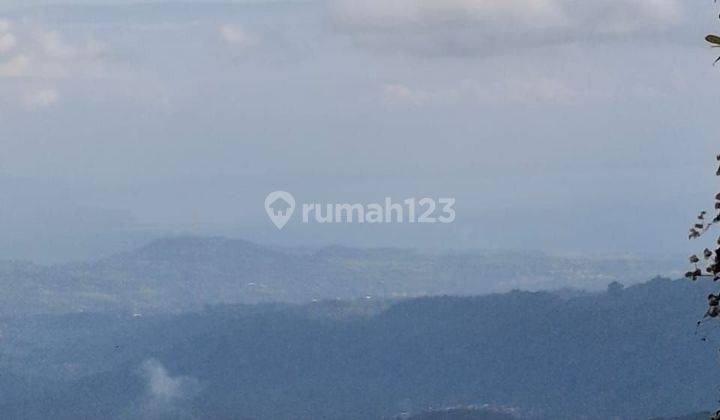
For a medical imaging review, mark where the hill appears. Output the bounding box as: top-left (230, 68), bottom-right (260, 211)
top-left (0, 236), bottom-right (682, 315)
top-left (1, 277), bottom-right (718, 419)
top-left (405, 407), bottom-right (517, 420)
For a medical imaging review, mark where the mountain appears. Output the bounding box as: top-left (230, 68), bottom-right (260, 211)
top-left (0, 236), bottom-right (682, 315)
top-left (1, 277), bottom-right (718, 419)
top-left (651, 414), bottom-right (712, 420)
top-left (405, 407), bottom-right (518, 420)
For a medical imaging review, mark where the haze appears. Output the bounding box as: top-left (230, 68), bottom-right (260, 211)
top-left (0, 0), bottom-right (715, 262)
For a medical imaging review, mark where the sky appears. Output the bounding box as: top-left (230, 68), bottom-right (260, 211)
top-left (0, 0), bottom-right (718, 261)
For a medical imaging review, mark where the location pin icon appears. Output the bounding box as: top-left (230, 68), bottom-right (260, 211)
top-left (265, 191), bottom-right (296, 230)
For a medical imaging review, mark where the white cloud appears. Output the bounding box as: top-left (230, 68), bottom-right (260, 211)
top-left (466, 77), bottom-right (580, 104)
top-left (0, 19), bottom-right (15, 54)
top-left (383, 83), bottom-right (459, 106)
top-left (382, 76), bottom-right (582, 107)
top-left (22, 88), bottom-right (59, 109)
top-left (0, 54), bottom-right (29, 77)
top-left (37, 30), bottom-right (75, 59)
top-left (329, 0), bottom-right (685, 55)
top-left (219, 24), bottom-right (259, 48)
top-left (28, 29), bottom-right (106, 78)
top-left (0, 22), bottom-right (106, 79)
top-left (0, 20), bottom-right (107, 108)
top-left (332, 0), bottom-right (568, 29)
top-left (0, 33), bottom-right (16, 53)
top-left (144, 359), bottom-right (185, 399)
top-left (133, 359), bottom-right (200, 418)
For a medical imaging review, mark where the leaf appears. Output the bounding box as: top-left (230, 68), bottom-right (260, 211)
top-left (707, 34), bottom-right (720, 45)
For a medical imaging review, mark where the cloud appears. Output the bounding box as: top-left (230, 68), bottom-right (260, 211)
top-left (218, 24), bottom-right (259, 48)
top-left (133, 359), bottom-right (200, 420)
top-left (21, 88), bottom-right (59, 109)
top-left (382, 76), bottom-right (580, 107)
top-left (0, 54), bottom-right (28, 77)
top-left (328, 0), bottom-right (684, 55)
top-left (0, 22), bottom-right (105, 79)
top-left (463, 76), bottom-right (580, 104)
top-left (36, 30), bottom-right (104, 60)
top-left (0, 20), bottom-right (106, 108)
top-left (0, 33), bottom-right (16, 53)
top-left (382, 83), bottom-right (459, 106)
top-left (0, 20), bottom-right (15, 55)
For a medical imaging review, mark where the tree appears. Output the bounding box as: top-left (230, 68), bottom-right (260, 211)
top-left (687, 7), bottom-right (720, 420)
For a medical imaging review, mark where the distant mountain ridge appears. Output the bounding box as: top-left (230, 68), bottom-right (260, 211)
top-left (0, 236), bottom-right (683, 315)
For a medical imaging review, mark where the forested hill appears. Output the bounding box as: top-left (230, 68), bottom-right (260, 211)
top-left (1, 276), bottom-right (719, 419)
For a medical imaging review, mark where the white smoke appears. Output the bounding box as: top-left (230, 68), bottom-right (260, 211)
top-left (132, 359), bottom-right (200, 420)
